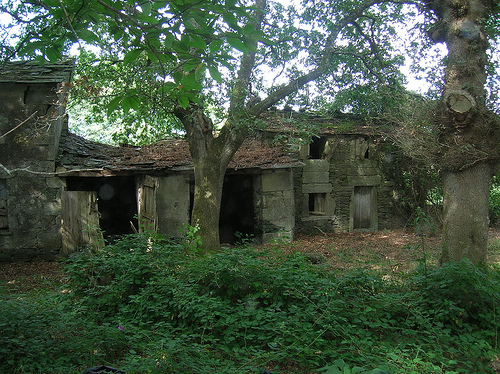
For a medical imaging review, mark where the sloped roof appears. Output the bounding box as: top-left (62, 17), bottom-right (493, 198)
top-left (0, 59), bottom-right (74, 83)
top-left (57, 132), bottom-right (301, 176)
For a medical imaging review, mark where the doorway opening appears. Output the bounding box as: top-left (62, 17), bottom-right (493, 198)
top-left (219, 174), bottom-right (255, 244)
top-left (353, 186), bottom-right (376, 230)
top-left (65, 176), bottom-right (138, 239)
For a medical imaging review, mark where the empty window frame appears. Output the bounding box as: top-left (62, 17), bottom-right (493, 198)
top-left (309, 136), bottom-right (327, 159)
top-left (308, 193), bottom-right (326, 215)
top-left (0, 179), bottom-right (8, 230)
top-left (356, 137), bottom-right (370, 160)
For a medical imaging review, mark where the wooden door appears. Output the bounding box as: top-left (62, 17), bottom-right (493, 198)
top-left (61, 190), bottom-right (103, 254)
top-left (353, 186), bottom-right (373, 229)
top-left (137, 175), bottom-right (158, 232)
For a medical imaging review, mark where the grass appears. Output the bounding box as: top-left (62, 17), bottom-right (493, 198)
top-left (1, 231), bottom-right (500, 373)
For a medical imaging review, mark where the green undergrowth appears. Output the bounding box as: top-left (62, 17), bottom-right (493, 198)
top-left (2, 233), bottom-right (500, 373)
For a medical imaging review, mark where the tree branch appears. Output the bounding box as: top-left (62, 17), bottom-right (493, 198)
top-left (228, 0), bottom-right (267, 114)
top-left (0, 111), bottom-right (38, 140)
top-left (248, 0), bottom-right (397, 115)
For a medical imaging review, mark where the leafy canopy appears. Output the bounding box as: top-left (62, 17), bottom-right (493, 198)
top-left (0, 0), bottom-right (437, 144)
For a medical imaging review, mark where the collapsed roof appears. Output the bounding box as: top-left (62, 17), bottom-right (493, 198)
top-left (57, 132), bottom-right (302, 176)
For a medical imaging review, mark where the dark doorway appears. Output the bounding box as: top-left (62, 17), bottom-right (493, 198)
top-left (219, 174), bottom-right (255, 244)
top-left (65, 176), bottom-right (138, 239)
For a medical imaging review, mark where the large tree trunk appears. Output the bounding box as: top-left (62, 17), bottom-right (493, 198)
top-left (174, 106), bottom-right (246, 252)
top-left (425, 0), bottom-right (500, 263)
top-left (441, 163), bottom-right (495, 263)
top-left (190, 152), bottom-right (229, 252)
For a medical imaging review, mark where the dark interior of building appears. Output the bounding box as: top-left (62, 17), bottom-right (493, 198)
top-left (219, 174), bottom-right (255, 245)
top-left (65, 176), bottom-right (138, 239)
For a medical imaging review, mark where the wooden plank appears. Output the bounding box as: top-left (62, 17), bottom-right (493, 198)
top-left (61, 190), bottom-right (103, 254)
top-left (137, 175), bottom-right (157, 232)
top-left (353, 186), bottom-right (372, 229)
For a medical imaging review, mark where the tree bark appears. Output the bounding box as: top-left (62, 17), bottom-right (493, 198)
top-left (174, 105), bottom-right (247, 252)
top-left (190, 152), bottom-right (227, 252)
top-left (441, 163), bottom-right (495, 263)
top-left (424, 0), bottom-right (500, 263)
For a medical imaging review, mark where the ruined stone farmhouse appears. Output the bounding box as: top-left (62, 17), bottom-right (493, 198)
top-left (0, 61), bottom-right (403, 261)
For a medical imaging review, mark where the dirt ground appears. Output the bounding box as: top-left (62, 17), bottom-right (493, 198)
top-left (2, 228), bottom-right (500, 293)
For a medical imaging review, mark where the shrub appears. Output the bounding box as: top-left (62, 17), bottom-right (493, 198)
top-left (13, 234), bottom-right (498, 373)
top-left (0, 295), bottom-right (130, 373)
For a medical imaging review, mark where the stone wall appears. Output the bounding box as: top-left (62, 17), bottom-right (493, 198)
top-left (255, 169), bottom-right (295, 243)
top-left (294, 134), bottom-right (402, 234)
top-left (0, 81), bottom-right (68, 261)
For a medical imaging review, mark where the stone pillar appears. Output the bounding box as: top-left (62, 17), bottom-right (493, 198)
top-left (156, 174), bottom-right (191, 238)
top-left (256, 169), bottom-right (295, 243)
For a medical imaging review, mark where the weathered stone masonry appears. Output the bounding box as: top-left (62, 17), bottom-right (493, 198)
top-left (290, 131), bottom-right (401, 235)
top-left (0, 61), bottom-right (73, 261)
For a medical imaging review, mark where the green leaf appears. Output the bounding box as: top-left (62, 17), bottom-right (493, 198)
top-left (258, 36), bottom-right (275, 46)
top-left (123, 49), bottom-right (142, 64)
top-left (243, 23), bottom-right (256, 35)
top-left (45, 47), bottom-right (62, 62)
top-left (208, 66), bottom-right (223, 82)
top-left (227, 37), bottom-right (247, 53)
top-left (121, 96), bottom-right (133, 112)
top-left (189, 35), bottom-right (207, 50)
top-left (128, 95), bottom-right (141, 111)
top-left (18, 41), bottom-right (44, 56)
top-left (107, 96), bottom-right (122, 116)
top-left (177, 96), bottom-right (190, 109)
top-left (77, 29), bottom-right (101, 44)
top-left (140, 1), bottom-right (151, 15)
top-left (110, 26), bottom-right (124, 42)
top-left (209, 39), bottom-right (223, 54)
top-left (223, 13), bottom-right (239, 29)
top-left (85, 11), bottom-right (101, 24)
top-left (163, 33), bottom-right (175, 49)
top-left (195, 63), bottom-right (206, 81)
top-left (181, 73), bottom-right (203, 90)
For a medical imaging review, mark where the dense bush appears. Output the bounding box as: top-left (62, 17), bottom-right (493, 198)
top-left (2, 233), bottom-right (500, 373)
top-left (0, 294), bottom-right (131, 373)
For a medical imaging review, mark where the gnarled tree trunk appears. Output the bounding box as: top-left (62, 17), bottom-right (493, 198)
top-left (425, 0), bottom-right (500, 263)
top-left (441, 163), bottom-right (495, 263)
top-left (174, 105), bottom-right (247, 252)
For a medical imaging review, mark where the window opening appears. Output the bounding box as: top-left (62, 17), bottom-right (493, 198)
top-left (309, 136), bottom-right (327, 159)
top-left (308, 193), bottom-right (326, 215)
top-left (0, 179), bottom-right (7, 230)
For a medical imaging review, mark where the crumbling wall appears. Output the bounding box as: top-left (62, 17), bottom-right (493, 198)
top-left (0, 81), bottom-right (68, 261)
top-left (293, 134), bottom-right (401, 234)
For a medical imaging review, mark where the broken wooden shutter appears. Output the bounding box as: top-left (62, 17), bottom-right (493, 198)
top-left (61, 190), bottom-right (103, 254)
top-left (137, 175), bottom-right (158, 232)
